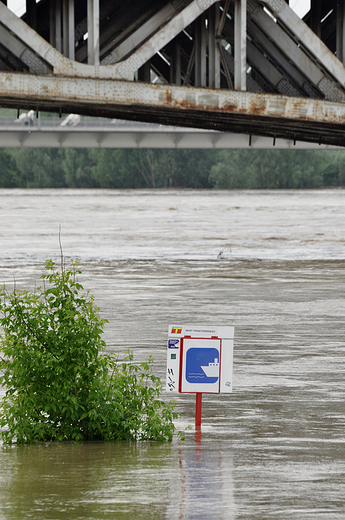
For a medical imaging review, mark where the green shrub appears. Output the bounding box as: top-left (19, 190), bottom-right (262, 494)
top-left (0, 260), bottom-right (177, 444)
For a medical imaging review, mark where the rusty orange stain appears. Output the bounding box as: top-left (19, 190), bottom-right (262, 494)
top-left (166, 91), bottom-right (172, 104)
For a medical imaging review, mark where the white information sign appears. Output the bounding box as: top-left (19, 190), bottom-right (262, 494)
top-left (166, 325), bottom-right (234, 394)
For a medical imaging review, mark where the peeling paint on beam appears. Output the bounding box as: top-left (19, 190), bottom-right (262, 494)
top-left (1, 73), bottom-right (345, 146)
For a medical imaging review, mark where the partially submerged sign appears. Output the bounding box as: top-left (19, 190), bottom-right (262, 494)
top-left (166, 325), bottom-right (234, 394)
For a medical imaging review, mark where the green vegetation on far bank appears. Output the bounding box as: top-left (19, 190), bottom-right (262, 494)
top-left (0, 147), bottom-right (345, 189)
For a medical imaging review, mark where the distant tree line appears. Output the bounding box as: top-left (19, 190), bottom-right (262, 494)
top-left (0, 148), bottom-right (345, 189)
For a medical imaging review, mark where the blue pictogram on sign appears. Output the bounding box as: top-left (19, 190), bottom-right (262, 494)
top-left (168, 339), bottom-right (179, 349)
top-left (186, 348), bottom-right (219, 384)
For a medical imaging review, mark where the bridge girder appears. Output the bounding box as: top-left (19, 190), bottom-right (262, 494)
top-left (1, 0), bottom-right (345, 146)
top-left (0, 72), bottom-right (345, 147)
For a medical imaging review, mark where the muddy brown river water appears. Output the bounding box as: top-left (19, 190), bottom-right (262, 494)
top-left (0, 189), bottom-right (344, 519)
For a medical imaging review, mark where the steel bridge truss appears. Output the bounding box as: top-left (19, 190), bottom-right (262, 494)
top-left (1, 0), bottom-right (345, 146)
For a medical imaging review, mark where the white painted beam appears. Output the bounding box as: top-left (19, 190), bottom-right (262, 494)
top-left (260, 0), bottom-right (345, 87)
top-left (234, 0), bottom-right (246, 91)
top-left (101, 2), bottom-right (185, 64)
top-left (246, 40), bottom-right (299, 95)
top-left (200, 13), bottom-right (207, 87)
top-left (0, 24), bottom-right (49, 73)
top-left (208, 3), bottom-right (220, 89)
top-left (62, 0), bottom-right (69, 57)
top-left (246, 17), bottom-right (315, 97)
top-left (68, 0), bottom-right (75, 61)
top-left (195, 17), bottom-right (201, 86)
top-left (0, 23), bottom-right (27, 58)
top-left (250, 2), bottom-right (345, 101)
top-left (87, 0), bottom-right (99, 65)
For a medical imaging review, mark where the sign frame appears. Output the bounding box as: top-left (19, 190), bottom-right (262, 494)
top-left (166, 324), bottom-right (234, 395)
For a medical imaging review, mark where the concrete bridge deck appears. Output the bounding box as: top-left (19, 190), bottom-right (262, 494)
top-left (0, 116), bottom-right (341, 149)
top-left (1, 0), bottom-right (345, 147)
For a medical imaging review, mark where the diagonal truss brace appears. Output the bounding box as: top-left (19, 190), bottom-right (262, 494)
top-left (257, 0), bottom-right (345, 99)
top-left (0, 0), bottom-right (219, 81)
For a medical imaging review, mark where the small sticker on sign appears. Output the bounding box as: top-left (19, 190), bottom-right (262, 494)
top-left (168, 339), bottom-right (179, 349)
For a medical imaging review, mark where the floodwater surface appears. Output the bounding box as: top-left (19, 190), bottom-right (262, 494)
top-left (0, 189), bottom-right (345, 519)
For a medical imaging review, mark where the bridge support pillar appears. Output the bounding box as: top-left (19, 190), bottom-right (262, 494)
top-left (61, 0), bottom-right (75, 60)
top-left (51, 0), bottom-right (62, 53)
top-left (195, 13), bottom-right (207, 87)
top-left (68, 0), bottom-right (75, 61)
top-left (234, 0), bottom-right (246, 91)
top-left (194, 5), bottom-right (221, 89)
top-left (87, 0), bottom-right (100, 65)
top-left (209, 3), bottom-right (221, 89)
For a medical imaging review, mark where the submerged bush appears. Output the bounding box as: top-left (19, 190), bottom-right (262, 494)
top-left (0, 260), bottom-right (177, 444)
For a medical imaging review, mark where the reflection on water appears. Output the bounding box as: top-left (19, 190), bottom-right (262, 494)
top-left (173, 440), bottom-right (236, 520)
top-left (0, 440), bottom-right (236, 520)
top-left (1, 190), bottom-right (345, 519)
top-left (0, 442), bottom-right (173, 520)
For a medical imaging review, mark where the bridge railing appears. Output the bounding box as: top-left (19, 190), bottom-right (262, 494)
top-left (0, 116), bottom-right (162, 129)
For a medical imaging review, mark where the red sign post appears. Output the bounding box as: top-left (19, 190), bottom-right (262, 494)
top-left (195, 392), bottom-right (203, 429)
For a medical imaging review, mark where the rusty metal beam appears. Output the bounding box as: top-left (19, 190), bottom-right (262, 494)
top-left (2, 72), bottom-right (345, 146)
